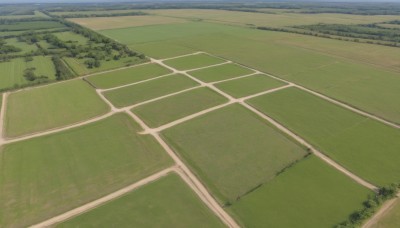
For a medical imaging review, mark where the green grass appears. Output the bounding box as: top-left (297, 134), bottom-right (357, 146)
top-left (163, 104), bottom-right (307, 204)
top-left (57, 174), bottom-right (224, 228)
top-left (0, 20), bottom-right (65, 31)
top-left (0, 56), bottom-right (56, 91)
top-left (0, 113), bottom-right (173, 227)
top-left (370, 198), bottom-right (400, 228)
top-left (189, 63), bottom-right (254, 82)
top-left (247, 87), bottom-right (400, 186)
top-left (5, 80), bottom-right (109, 137)
top-left (5, 37), bottom-right (38, 54)
top-left (53, 31), bottom-right (89, 45)
top-left (132, 87), bottom-right (228, 128)
top-left (163, 53), bottom-right (225, 71)
top-left (103, 74), bottom-right (199, 108)
top-left (130, 42), bottom-right (195, 59)
top-left (86, 63), bottom-right (171, 89)
top-left (214, 74), bottom-right (287, 98)
top-left (230, 155), bottom-right (372, 228)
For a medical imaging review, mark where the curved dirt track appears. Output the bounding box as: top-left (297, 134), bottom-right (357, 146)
top-left (363, 194), bottom-right (400, 228)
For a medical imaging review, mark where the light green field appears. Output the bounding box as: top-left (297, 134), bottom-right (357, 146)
top-left (5, 38), bottom-right (38, 54)
top-left (103, 74), bottom-right (199, 108)
top-left (101, 22), bottom-right (400, 123)
top-left (129, 42), bottom-right (195, 59)
top-left (5, 80), bottom-right (109, 137)
top-left (132, 87), bottom-right (228, 128)
top-left (370, 198), bottom-right (400, 228)
top-left (63, 56), bottom-right (147, 76)
top-left (215, 74), bottom-right (287, 98)
top-left (230, 155), bottom-right (372, 228)
top-left (86, 63), bottom-right (171, 89)
top-left (189, 63), bottom-right (254, 82)
top-left (247, 87), bottom-right (400, 186)
top-left (58, 174), bottom-right (224, 228)
top-left (163, 104), bottom-right (307, 204)
top-left (0, 113), bottom-right (173, 227)
top-left (54, 31), bottom-right (89, 45)
top-left (164, 53), bottom-right (226, 71)
top-left (0, 56), bottom-right (56, 91)
top-left (0, 20), bottom-right (64, 31)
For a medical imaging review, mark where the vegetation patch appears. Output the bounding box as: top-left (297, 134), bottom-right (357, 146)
top-left (57, 174), bottom-right (224, 228)
top-left (86, 63), bottom-right (171, 89)
top-left (163, 104), bottom-right (307, 204)
top-left (5, 80), bottom-right (109, 137)
top-left (103, 74), bottom-right (198, 108)
top-left (214, 74), bottom-right (287, 98)
top-left (247, 87), bottom-right (400, 186)
top-left (0, 113), bottom-right (173, 227)
top-left (132, 87), bottom-right (228, 128)
top-left (189, 63), bottom-right (254, 82)
top-left (163, 53), bottom-right (225, 71)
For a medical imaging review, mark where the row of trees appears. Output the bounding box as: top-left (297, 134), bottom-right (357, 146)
top-left (59, 11), bottom-right (147, 19)
top-left (51, 56), bottom-right (75, 80)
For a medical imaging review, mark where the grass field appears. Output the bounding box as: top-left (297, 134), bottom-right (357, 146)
top-left (214, 74), bottom-right (287, 98)
top-left (189, 63), bottom-right (254, 82)
top-left (163, 104), bottom-right (307, 204)
top-left (54, 31), bottom-right (89, 45)
top-left (86, 63), bottom-right (171, 89)
top-left (103, 74), bottom-right (199, 108)
top-left (370, 198), bottom-right (400, 228)
top-left (70, 15), bottom-right (186, 31)
top-left (0, 20), bottom-right (65, 31)
top-left (0, 113), bottom-right (173, 227)
top-left (100, 21), bottom-right (400, 123)
top-left (132, 87), bottom-right (228, 128)
top-left (230, 155), bottom-right (372, 228)
top-left (5, 80), bottom-right (109, 137)
top-left (0, 56), bottom-right (56, 91)
top-left (163, 53), bottom-right (226, 71)
top-left (5, 37), bottom-right (38, 54)
top-left (57, 174), bottom-right (224, 228)
top-left (247, 87), bottom-right (400, 186)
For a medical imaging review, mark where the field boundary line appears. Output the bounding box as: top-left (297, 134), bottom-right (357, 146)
top-left (185, 61), bottom-right (232, 73)
top-left (362, 193), bottom-right (400, 228)
top-left (0, 92), bottom-right (8, 144)
top-left (29, 167), bottom-right (176, 228)
top-left (204, 53), bottom-right (400, 129)
top-left (211, 72), bottom-right (259, 84)
top-left (239, 84), bottom-right (293, 102)
top-left (160, 52), bottom-right (204, 61)
top-left (126, 111), bottom-right (239, 228)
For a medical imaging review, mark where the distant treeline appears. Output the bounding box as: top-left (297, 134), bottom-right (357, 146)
top-left (58, 11), bottom-right (148, 19)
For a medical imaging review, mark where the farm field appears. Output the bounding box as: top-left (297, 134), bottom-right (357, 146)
top-left (132, 87), bottom-right (228, 128)
top-left (162, 104), bottom-right (308, 204)
top-left (0, 20), bottom-right (65, 31)
top-left (99, 21), bottom-right (400, 123)
top-left (5, 37), bottom-right (38, 54)
top-left (103, 74), bottom-right (199, 108)
top-left (0, 56), bottom-right (56, 91)
top-left (370, 198), bottom-right (400, 228)
top-left (0, 113), bottom-right (173, 227)
top-left (57, 174), bottom-right (224, 228)
top-left (54, 31), bottom-right (90, 45)
top-left (163, 53), bottom-right (226, 71)
top-left (5, 80), bottom-right (109, 137)
top-left (247, 87), bottom-right (400, 186)
top-left (214, 74), bottom-right (287, 98)
top-left (189, 63), bottom-right (254, 82)
top-left (230, 155), bottom-right (372, 228)
top-left (86, 63), bottom-right (171, 89)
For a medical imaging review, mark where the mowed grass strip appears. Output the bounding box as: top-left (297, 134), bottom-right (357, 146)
top-left (5, 80), bottom-right (109, 138)
top-left (0, 113), bottom-right (173, 227)
top-left (163, 53), bottom-right (225, 71)
top-left (86, 63), bottom-right (171, 89)
top-left (189, 63), bottom-right (254, 83)
top-left (247, 87), bottom-right (400, 186)
top-left (57, 174), bottom-right (225, 228)
top-left (103, 74), bottom-right (199, 108)
top-left (230, 155), bottom-right (372, 228)
top-left (214, 74), bottom-right (287, 98)
top-left (132, 87), bottom-right (228, 128)
top-left (163, 104), bottom-right (307, 204)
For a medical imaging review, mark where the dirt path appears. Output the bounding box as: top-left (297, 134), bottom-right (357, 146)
top-left (0, 92), bottom-right (8, 144)
top-left (363, 194), bottom-right (400, 228)
top-left (30, 167), bottom-right (176, 228)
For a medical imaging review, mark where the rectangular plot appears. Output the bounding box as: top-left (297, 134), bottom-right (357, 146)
top-left (247, 87), bottom-right (400, 186)
top-left (87, 63), bottom-right (171, 89)
top-left (57, 174), bottom-right (224, 228)
top-left (103, 74), bottom-right (199, 108)
top-left (0, 113), bottom-right (173, 227)
top-left (5, 80), bottom-right (109, 138)
top-left (132, 87), bottom-right (228, 128)
top-left (214, 74), bottom-right (287, 98)
top-left (163, 53), bottom-right (225, 71)
top-left (189, 63), bottom-right (254, 83)
top-left (230, 156), bottom-right (372, 228)
top-left (163, 104), bottom-right (307, 204)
